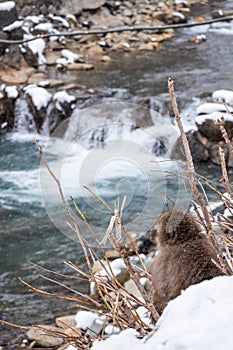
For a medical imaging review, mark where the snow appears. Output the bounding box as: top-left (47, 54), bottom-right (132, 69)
top-left (92, 329), bottom-right (141, 350)
top-left (174, 0), bottom-right (187, 4)
top-left (104, 325), bottom-right (120, 335)
top-left (1, 122), bottom-right (8, 129)
top-left (65, 346), bottom-right (77, 350)
top-left (90, 276), bottom-right (233, 350)
top-left (23, 35), bottom-right (46, 65)
top-left (48, 14), bottom-right (70, 28)
top-left (173, 11), bottom-right (185, 20)
top-left (61, 49), bottom-right (79, 64)
top-left (53, 91), bottom-right (76, 111)
top-left (0, 1), bottom-right (15, 11)
top-left (56, 58), bottom-right (68, 68)
top-left (75, 310), bottom-right (99, 330)
top-left (212, 90), bottom-right (233, 104)
top-left (135, 306), bottom-right (151, 326)
top-left (196, 102), bottom-right (232, 115)
top-left (5, 85), bottom-right (18, 99)
top-left (3, 20), bottom-right (23, 32)
top-left (25, 15), bottom-right (42, 24)
top-left (25, 85), bottom-right (52, 110)
top-left (34, 22), bottom-right (53, 32)
top-left (195, 111), bottom-right (233, 125)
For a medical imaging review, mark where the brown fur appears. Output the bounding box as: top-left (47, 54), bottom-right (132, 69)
top-left (150, 209), bottom-right (225, 314)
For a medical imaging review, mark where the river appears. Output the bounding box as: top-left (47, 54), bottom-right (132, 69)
top-left (1, 1), bottom-right (233, 343)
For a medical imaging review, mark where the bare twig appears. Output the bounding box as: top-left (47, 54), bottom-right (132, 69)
top-left (168, 77), bottom-right (213, 233)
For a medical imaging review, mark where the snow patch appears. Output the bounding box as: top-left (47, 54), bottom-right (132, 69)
top-left (91, 276), bottom-right (233, 350)
top-left (53, 91), bottom-right (76, 111)
top-left (34, 22), bottom-right (53, 32)
top-left (196, 102), bottom-right (232, 115)
top-left (61, 49), bottom-right (79, 64)
top-left (5, 85), bottom-right (18, 99)
top-left (212, 89), bottom-right (233, 104)
top-left (195, 111), bottom-right (233, 125)
top-left (75, 310), bottom-right (99, 330)
top-left (23, 35), bottom-right (46, 65)
top-left (25, 85), bottom-right (52, 110)
top-left (104, 325), bottom-right (120, 335)
top-left (0, 1), bottom-right (15, 11)
top-left (48, 14), bottom-right (69, 28)
top-left (3, 20), bottom-right (23, 32)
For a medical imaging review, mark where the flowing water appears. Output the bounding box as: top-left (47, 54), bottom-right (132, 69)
top-left (1, 2), bottom-right (233, 342)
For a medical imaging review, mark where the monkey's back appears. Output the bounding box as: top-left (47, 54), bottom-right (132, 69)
top-left (150, 233), bottom-right (224, 314)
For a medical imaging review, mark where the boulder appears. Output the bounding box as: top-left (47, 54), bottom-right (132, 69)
top-left (171, 130), bottom-right (209, 162)
top-left (198, 119), bottom-right (233, 142)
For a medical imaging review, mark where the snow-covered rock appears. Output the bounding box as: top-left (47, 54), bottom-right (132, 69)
top-left (34, 22), bottom-right (53, 32)
top-left (53, 91), bottom-right (76, 111)
top-left (0, 1), bottom-right (15, 11)
top-left (2, 20), bottom-right (23, 32)
top-left (5, 85), bottom-right (18, 99)
top-left (61, 49), bottom-right (79, 64)
top-left (212, 89), bottom-right (233, 104)
top-left (48, 14), bottom-right (69, 28)
top-left (25, 85), bottom-right (52, 110)
top-left (22, 35), bottom-right (46, 66)
top-left (195, 111), bottom-right (233, 125)
top-left (196, 102), bottom-right (232, 116)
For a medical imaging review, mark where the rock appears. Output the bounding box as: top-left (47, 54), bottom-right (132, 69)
top-left (49, 90), bottom-right (76, 132)
top-left (92, 259), bottom-right (106, 273)
top-left (44, 79), bottom-right (64, 88)
top-left (45, 51), bottom-right (62, 66)
top-left (67, 63), bottom-right (94, 70)
top-left (0, 1), bottom-right (19, 55)
top-left (58, 83), bottom-right (79, 91)
top-left (101, 55), bottom-right (111, 62)
top-left (55, 315), bottom-right (77, 329)
top-left (105, 250), bottom-right (121, 260)
top-left (28, 73), bottom-right (48, 85)
top-left (0, 89), bottom-right (17, 133)
top-left (138, 42), bottom-right (154, 51)
top-left (26, 326), bottom-right (64, 347)
top-left (86, 319), bottom-right (104, 337)
top-left (198, 119), bottom-right (233, 142)
top-left (171, 130), bottom-right (209, 162)
top-left (124, 279), bottom-right (143, 300)
top-left (59, 0), bottom-right (106, 15)
top-left (210, 143), bottom-right (233, 168)
top-left (87, 45), bottom-right (103, 56)
top-left (117, 269), bottom-right (130, 286)
top-left (0, 68), bottom-right (33, 85)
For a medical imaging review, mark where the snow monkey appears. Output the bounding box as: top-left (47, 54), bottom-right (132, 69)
top-left (150, 209), bottom-right (226, 314)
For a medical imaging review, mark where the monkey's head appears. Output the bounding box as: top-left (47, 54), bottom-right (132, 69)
top-left (157, 209), bottom-right (202, 247)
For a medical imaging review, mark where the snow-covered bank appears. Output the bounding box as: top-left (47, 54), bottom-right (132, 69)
top-left (91, 275), bottom-right (233, 350)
